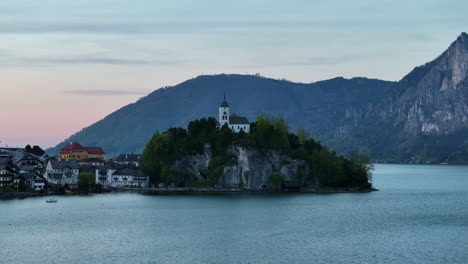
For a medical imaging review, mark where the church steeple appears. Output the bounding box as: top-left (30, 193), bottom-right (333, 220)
top-left (220, 93), bottom-right (229, 107)
top-left (219, 94), bottom-right (230, 126)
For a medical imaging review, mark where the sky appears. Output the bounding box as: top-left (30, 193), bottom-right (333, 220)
top-left (1, 0), bottom-right (467, 148)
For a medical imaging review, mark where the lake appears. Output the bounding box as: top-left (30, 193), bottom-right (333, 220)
top-left (1, 164), bottom-right (467, 264)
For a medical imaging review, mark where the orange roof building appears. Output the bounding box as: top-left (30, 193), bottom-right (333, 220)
top-left (60, 142), bottom-right (105, 161)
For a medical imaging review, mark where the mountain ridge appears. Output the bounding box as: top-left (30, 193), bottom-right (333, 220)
top-left (47, 74), bottom-right (394, 156)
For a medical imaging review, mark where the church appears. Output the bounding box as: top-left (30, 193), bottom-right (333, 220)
top-left (217, 96), bottom-right (250, 133)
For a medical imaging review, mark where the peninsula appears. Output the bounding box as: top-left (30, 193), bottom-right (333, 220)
top-left (140, 97), bottom-right (374, 192)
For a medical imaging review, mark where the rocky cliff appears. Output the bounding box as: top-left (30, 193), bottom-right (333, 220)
top-left (171, 145), bottom-right (312, 190)
top-left (331, 32), bottom-right (468, 163)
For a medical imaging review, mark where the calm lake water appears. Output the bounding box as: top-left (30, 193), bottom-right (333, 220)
top-left (1, 164), bottom-right (467, 264)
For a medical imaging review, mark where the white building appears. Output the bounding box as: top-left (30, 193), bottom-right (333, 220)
top-left (96, 165), bottom-right (149, 188)
top-left (217, 96), bottom-right (250, 133)
top-left (114, 154), bottom-right (142, 167)
top-left (43, 159), bottom-right (79, 188)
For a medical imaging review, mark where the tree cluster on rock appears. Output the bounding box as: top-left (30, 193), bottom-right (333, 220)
top-left (141, 116), bottom-right (373, 189)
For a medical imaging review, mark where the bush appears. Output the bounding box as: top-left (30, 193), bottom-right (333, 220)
top-left (270, 172), bottom-right (285, 187)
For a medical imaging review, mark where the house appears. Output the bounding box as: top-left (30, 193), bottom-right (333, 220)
top-left (59, 142), bottom-right (106, 160)
top-left (77, 157), bottom-right (105, 166)
top-left (43, 159), bottom-right (79, 188)
top-left (217, 96), bottom-right (250, 133)
top-left (15, 152), bottom-right (44, 169)
top-left (1, 154), bottom-right (46, 192)
top-left (115, 154), bottom-right (142, 167)
top-left (23, 172), bottom-right (46, 191)
top-left (112, 167), bottom-right (149, 187)
top-left (95, 164), bottom-right (149, 188)
top-left (0, 162), bottom-right (15, 189)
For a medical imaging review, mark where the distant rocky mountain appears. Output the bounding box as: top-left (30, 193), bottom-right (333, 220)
top-left (47, 75), bottom-right (393, 156)
top-left (331, 32), bottom-right (468, 164)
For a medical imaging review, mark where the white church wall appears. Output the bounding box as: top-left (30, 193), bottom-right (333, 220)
top-left (229, 124), bottom-right (250, 133)
top-left (219, 106), bottom-right (229, 127)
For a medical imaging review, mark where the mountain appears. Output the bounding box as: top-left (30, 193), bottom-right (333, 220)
top-left (47, 75), bottom-right (394, 156)
top-left (331, 32), bottom-right (468, 164)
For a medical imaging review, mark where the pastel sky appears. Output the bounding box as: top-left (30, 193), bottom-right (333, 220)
top-left (1, 0), bottom-right (467, 148)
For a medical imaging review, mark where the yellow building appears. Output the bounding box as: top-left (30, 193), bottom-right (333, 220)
top-left (60, 142), bottom-right (105, 160)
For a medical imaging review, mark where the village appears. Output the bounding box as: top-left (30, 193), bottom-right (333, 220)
top-left (0, 97), bottom-right (251, 198)
top-left (0, 142), bottom-right (149, 198)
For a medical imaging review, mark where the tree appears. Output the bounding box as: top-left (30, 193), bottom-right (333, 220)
top-left (78, 172), bottom-right (95, 193)
top-left (25, 145), bottom-right (32, 153)
top-left (31, 145), bottom-right (45, 156)
top-left (270, 172), bottom-right (284, 189)
top-left (296, 128), bottom-right (309, 144)
top-left (24, 144), bottom-right (45, 156)
top-left (349, 153), bottom-right (374, 186)
top-left (310, 149), bottom-right (346, 187)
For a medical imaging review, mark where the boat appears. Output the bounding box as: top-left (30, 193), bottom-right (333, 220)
top-left (46, 198), bottom-right (58, 203)
top-left (46, 183), bottom-right (58, 203)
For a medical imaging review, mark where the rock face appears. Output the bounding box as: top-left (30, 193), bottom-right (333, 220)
top-left (171, 146), bottom-right (311, 190)
top-left (332, 32), bottom-right (468, 163)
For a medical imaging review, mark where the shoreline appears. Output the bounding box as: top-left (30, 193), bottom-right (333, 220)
top-left (118, 186), bottom-right (378, 194)
top-left (0, 187), bottom-right (377, 200)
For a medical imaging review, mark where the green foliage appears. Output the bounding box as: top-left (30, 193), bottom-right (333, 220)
top-left (348, 153), bottom-right (374, 186)
top-left (296, 128), bottom-right (309, 144)
top-left (310, 149), bottom-right (345, 187)
top-left (78, 172), bottom-right (96, 193)
top-left (208, 155), bottom-right (229, 185)
top-left (270, 172), bottom-right (285, 187)
top-left (141, 116), bottom-right (373, 189)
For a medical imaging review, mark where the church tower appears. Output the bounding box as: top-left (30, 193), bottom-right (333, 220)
top-left (219, 95), bottom-right (230, 127)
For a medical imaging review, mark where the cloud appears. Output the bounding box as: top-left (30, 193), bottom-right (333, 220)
top-left (32, 57), bottom-right (151, 65)
top-left (0, 23), bottom-right (143, 35)
top-left (0, 19), bottom-right (376, 35)
top-left (243, 55), bottom-right (365, 69)
top-left (64, 89), bottom-right (148, 96)
top-left (0, 52), bottom-right (187, 67)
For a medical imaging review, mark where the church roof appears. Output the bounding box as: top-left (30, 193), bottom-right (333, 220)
top-left (229, 116), bottom-right (249, 125)
top-left (220, 95), bottom-right (229, 107)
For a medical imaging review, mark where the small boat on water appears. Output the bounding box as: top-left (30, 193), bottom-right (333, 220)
top-left (46, 184), bottom-right (58, 203)
top-left (46, 198), bottom-right (58, 203)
